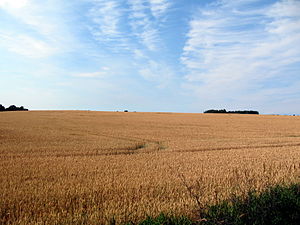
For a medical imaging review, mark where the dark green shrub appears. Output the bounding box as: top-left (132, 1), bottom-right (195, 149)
top-left (200, 184), bottom-right (300, 225)
top-left (137, 213), bottom-right (193, 225)
top-left (135, 184), bottom-right (299, 225)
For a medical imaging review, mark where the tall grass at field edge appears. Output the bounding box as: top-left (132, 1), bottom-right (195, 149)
top-left (131, 183), bottom-right (300, 225)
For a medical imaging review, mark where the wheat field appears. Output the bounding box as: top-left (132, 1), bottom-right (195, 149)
top-left (0, 111), bottom-right (299, 224)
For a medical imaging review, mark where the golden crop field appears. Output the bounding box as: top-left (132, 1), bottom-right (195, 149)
top-left (0, 111), bottom-right (299, 224)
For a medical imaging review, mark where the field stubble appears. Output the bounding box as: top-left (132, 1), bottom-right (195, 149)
top-left (0, 111), bottom-right (299, 224)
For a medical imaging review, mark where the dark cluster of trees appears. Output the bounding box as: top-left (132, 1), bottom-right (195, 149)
top-left (0, 104), bottom-right (28, 112)
top-left (204, 109), bottom-right (259, 114)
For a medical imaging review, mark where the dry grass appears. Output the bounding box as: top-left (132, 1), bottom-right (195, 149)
top-left (0, 111), bottom-right (299, 224)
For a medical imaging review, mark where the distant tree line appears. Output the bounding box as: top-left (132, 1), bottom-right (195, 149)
top-left (204, 109), bottom-right (259, 114)
top-left (0, 104), bottom-right (28, 112)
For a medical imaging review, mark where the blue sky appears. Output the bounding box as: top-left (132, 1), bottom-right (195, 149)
top-left (0, 0), bottom-right (299, 114)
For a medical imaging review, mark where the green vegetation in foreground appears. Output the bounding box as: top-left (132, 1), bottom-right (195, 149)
top-left (131, 183), bottom-right (300, 225)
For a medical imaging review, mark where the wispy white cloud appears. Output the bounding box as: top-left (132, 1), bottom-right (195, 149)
top-left (0, 33), bottom-right (58, 58)
top-left (74, 71), bottom-right (107, 78)
top-left (0, 0), bottom-right (78, 58)
top-left (0, 0), bottom-right (28, 9)
top-left (133, 49), bottom-right (146, 59)
top-left (86, 0), bottom-right (171, 52)
top-left (1, 0), bottom-right (63, 37)
top-left (149, 0), bottom-right (170, 19)
top-left (127, 0), bottom-right (158, 51)
top-left (181, 0), bottom-right (300, 108)
top-left (127, 0), bottom-right (170, 51)
top-left (125, 0), bottom-right (174, 88)
top-left (87, 0), bottom-right (136, 53)
top-left (88, 0), bottom-right (122, 38)
top-left (138, 60), bottom-right (174, 88)
top-left (74, 67), bottom-right (111, 78)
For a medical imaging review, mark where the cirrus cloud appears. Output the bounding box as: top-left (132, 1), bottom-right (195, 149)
top-left (181, 0), bottom-right (300, 111)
